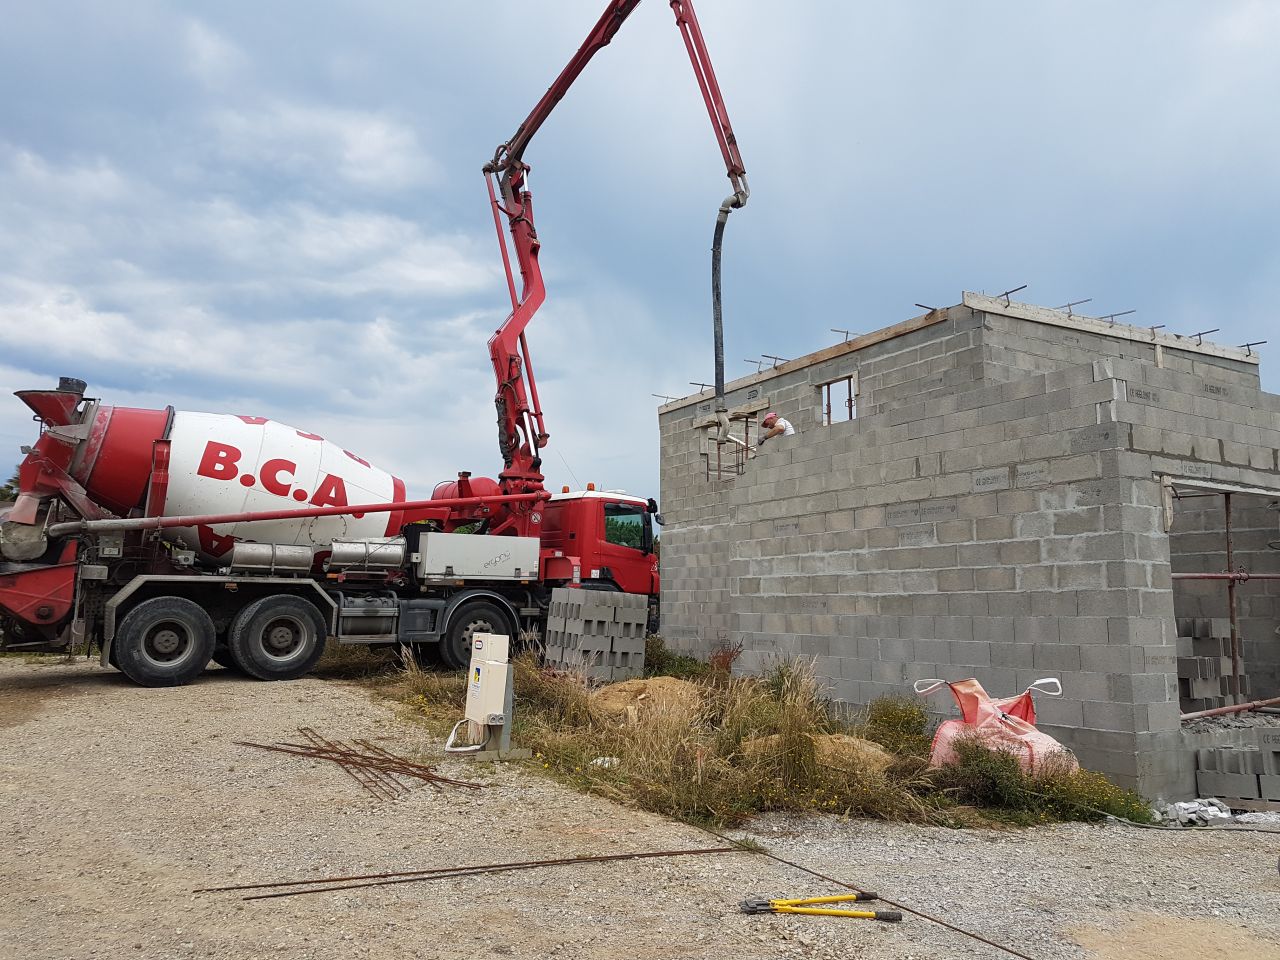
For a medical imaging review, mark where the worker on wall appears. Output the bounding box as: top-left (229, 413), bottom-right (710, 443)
top-left (758, 411), bottom-right (795, 448)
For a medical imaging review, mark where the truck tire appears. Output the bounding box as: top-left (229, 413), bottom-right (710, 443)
top-left (440, 600), bottom-right (510, 671)
top-left (114, 597), bottom-right (216, 687)
top-left (228, 594), bottom-right (328, 681)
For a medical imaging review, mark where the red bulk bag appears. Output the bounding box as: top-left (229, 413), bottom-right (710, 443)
top-left (913, 677), bottom-right (1079, 775)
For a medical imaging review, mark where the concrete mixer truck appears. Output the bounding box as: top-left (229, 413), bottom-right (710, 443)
top-left (0, 0), bottom-right (748, 687)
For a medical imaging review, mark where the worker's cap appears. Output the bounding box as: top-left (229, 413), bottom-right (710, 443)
top-left (762, 411), bottom-right (779, 423)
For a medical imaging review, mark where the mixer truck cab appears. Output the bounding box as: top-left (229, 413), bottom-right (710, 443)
top-left (540, 486), bottom-right (662, 596)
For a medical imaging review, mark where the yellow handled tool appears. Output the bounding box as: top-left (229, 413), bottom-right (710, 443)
top-left (768, 893), bottom-right (879, 907)
top-left (740, 893), bottom-right (902, 922)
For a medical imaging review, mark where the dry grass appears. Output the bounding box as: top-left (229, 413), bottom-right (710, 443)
top-left (313, 640), bottom-right (400, 680)
top-left (364, 639), bottom-right (1152, 829)
top-left (392, 652), bottom-right (931, 826)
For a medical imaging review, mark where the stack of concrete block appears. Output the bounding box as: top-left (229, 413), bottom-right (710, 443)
top-left (1194, 729), bottom-right (1280, 803)
top-left (1175, 618), bottom-right (1249, 713)
top-left (543, 587), bottom-right (647, 682)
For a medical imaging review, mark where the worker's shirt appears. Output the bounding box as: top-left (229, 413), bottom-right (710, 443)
top-left (771, 417), bottom-right (795, 436)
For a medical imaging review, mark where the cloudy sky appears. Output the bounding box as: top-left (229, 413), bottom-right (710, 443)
top-left (2, 1), bottom-right (1276, 502)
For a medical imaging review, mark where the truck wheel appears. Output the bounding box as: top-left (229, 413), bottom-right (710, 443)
top-left (440, 601), bottom-right (509, 670)
top-left (228, 594), bottom-right (327, 681)
top-left (114, 597), bottom-right (216, 687)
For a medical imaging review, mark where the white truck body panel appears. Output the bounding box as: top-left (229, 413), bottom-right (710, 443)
top-left (416, 532), bottom-right (540, 581)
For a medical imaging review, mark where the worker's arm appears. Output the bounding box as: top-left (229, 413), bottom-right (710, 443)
top-left (758, 424), bottom-right (784, 445)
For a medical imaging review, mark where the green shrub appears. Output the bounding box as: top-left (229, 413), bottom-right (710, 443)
top-left (859, 695), bottom-right (933, 757)
top-left (927, 739), bottom-right (1153, 825)
top-left (644, 635), bottom-right (711, 680)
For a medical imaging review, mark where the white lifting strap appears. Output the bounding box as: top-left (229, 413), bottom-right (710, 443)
top-left (1026, 677), bottom-right (1063, 697)
top-left (912, 678), bottom-right (948, 696)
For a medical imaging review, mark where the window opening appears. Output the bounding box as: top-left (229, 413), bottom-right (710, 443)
top-left (820, 375), bottom-right (857, 425)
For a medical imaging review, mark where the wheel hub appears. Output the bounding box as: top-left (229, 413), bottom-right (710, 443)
top-left (144, 622), bottom-right (190, 663)
top-left (261, 617), bottom-right (304, 658)
top-left (152, 629), bottom-right (181, 655)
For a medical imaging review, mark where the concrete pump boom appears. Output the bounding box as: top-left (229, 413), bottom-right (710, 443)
top-left (481, 0), bottom-right (750, 539)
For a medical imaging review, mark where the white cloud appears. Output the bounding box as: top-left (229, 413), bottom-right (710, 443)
top-left (211, 101), bottom-right (435, 190)
top-left (3, 146), bottom-right (127, 204)
top-left (183, 18), bottom-right (246, 89)
top-left (179, 200), bottom-right (498, 297)
top-left (0, 149), bottom-right (497, 301)
top-left (0, 284), bottom-right (505, 491)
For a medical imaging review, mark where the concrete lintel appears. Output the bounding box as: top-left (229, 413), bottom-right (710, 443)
top-left (963, 292), bottom-right (1258, 365)
top-left (1163, 475), bottom-right (1280, 498)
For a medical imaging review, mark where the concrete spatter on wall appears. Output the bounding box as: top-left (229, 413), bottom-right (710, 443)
top-left (657, 295), bottom-right (1280, 799)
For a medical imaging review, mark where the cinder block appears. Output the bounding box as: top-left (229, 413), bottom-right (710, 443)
top-left (1218, 748), bottom-right (1264, 775)
top-left (1082, 701), bottom-right (1144, 732)
top-left (563, 617), bottom-right (613, 638)
top-left (1220, 674), bottom-right (1249, 696)
top-left (1191, 636), bottom-right (1226, 657)
top-left (1196, 770), bottom-right (1260, 800)
top-left (1262, 751), bottom-right (1280, 777)
top-left (612, 636), bottom-right (646, 656)
top-left (1182, 676), bottom-right (1220, 699)
top-left (614, 620), bottom-right (646, 640)
top-left (1032, 643), bottom-right (1082, 672)
top-left (1261, 775), bottom-right (1280, 802)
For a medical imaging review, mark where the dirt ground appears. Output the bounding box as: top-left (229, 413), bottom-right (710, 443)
top-left (2, 657), bottom-right (1278, 960)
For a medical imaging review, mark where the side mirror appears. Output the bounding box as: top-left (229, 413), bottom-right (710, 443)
top-left (646, 497), bottom-right (659, 514)
top-left (653, 513), bottom-right (665, 527)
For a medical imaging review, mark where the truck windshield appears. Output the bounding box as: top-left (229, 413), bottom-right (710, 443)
top-left (603, 503), bottom-right (645, 550)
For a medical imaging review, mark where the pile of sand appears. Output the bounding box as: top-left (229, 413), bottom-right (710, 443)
top-left (741, 733), bottom-right (894, 774)
top-left (592, 676), bottom-right (703, 721)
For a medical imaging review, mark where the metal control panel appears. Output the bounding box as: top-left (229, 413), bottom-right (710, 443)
top-left (465, 631), bottom-right (511, 726)
top-left (416, 532), bottom-right (540, 581)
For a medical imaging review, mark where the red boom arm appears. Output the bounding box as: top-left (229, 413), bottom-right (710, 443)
top-left (479, 0), bottom-right (748, 537)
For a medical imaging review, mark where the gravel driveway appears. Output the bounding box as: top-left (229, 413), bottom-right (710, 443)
top-left (2, 657), bottom-right (1278, 960)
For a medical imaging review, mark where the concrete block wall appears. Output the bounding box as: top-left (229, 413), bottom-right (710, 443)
top-left (657, 297), bottom-right (1280, 798)
top-left (659, 305), bottom-right (985, 653)
top-left (979, 310), bottom-right (1264, 390)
